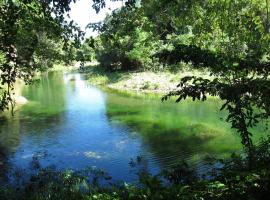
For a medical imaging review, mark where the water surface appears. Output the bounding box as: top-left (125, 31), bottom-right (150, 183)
top-left (0, 72), bottom-right (267, 182)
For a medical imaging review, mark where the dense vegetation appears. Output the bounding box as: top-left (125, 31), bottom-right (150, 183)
top-left (0, 0), bottom-right (86, 112)
top-left (1, 0), bottom-right (270, 199)
top-left (90, 0), bottom-right (270, 155)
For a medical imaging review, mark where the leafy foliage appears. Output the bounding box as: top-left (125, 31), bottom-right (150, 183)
top-left (1, 0), bottom-right (270, 198)
top-left (153, 0), bottom-right (270, 154)
top-left (89, 4), bottom-right (162, 71)
top-left (85, 0), bottom-right (270, 154)
top-left (0, 0), bottom-right (85, 111)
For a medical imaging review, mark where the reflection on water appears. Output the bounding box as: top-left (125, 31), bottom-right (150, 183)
top-left (0, 72), bottom-right (268, 182)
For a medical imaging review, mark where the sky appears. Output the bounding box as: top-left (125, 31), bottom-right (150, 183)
top-left (67, 0), bottom-right (124, 38)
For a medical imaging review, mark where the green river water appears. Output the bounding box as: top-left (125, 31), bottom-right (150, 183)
top-left (0, 72), bottom-right (268, 182)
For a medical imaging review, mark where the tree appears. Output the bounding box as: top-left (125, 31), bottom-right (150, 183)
top-left (85, 0), bottom-right (270, 154)
top-left (0, 0), bottom-right (85, 111)
top-left (150, 0), bottom-right (270, 156)
top-left (0, 0), bottom-right (132, 111)
top-left (89, 4), bottom-right (160, 71)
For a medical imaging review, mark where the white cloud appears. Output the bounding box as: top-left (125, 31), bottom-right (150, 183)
top-left (67, 0), bottom-right (124, 38)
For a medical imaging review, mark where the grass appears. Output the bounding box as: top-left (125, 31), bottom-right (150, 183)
top-left (48, 63), bottom-right (78, 72)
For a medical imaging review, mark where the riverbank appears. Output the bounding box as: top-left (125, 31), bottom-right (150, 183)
top-left (80, 65), bottom-right (211, 95)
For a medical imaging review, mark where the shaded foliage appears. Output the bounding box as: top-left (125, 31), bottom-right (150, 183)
top-left (0, 0), bottom-right (85, 111)
top-left (88, 3), bottom-right (162, 71)
top-left (153, 0), bottom-right (270, 154)
top-left (85, 0), bottom-right (270, 154)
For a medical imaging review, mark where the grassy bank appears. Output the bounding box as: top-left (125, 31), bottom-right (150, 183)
top-left (81, 65), bottom-right (211, 95)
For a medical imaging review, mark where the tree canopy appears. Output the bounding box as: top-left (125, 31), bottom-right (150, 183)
top-left (87, 0), bottom-right (270, 154)
top-left (0, 0), bottom-right (134, 111)
top-left (0, 0), bottom-right (85, 111)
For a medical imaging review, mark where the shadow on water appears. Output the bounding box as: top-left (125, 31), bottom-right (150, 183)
top-left (105, 90), bottom-right (269, 168)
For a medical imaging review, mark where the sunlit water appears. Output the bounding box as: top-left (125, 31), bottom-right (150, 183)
top-left (0, 72), bottom-right (268, 183)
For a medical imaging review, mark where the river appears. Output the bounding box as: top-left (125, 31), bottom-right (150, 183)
top-left (0, 72), bottom-right (267, 183)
